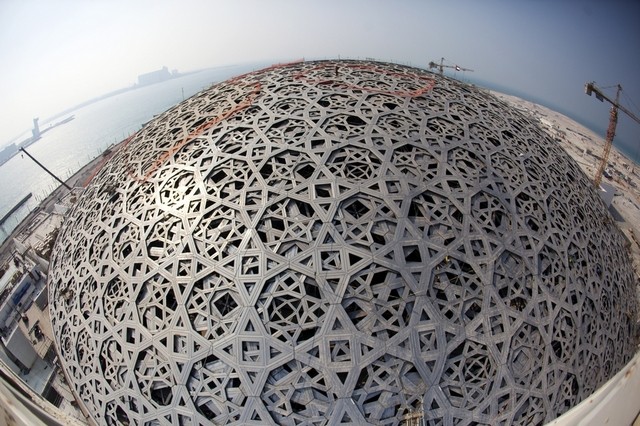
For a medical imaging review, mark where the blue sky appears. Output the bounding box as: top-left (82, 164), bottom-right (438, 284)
top-left (1, 0), bottom-right (638, 157)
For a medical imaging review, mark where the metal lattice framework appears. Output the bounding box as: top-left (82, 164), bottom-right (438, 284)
top-left (48, 60), bottom-right (638, 425)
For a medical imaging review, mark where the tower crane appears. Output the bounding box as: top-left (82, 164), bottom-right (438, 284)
top-left (585, 82), bottom-right (640, 187)
top-left (428, 57), bottom-right (474, 76)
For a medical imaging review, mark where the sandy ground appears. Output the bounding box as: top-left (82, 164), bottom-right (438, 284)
top-left (493, 92), bottom-right (640, 294)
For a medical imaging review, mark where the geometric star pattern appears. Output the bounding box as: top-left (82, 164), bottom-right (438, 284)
top-left (48, 60), bottom-right (638, 425)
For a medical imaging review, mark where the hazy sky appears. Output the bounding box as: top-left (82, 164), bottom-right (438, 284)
top-left (1, 0), bottom-right (639, 155)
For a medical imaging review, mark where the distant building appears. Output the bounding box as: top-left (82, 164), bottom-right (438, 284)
top-left (31, 118), bottom-right (40, 140)
top-left (0, 205), bottom-right (85, 421)
top-left (0, 143), bottom-right (17, 165)
top-left (0, 264), bottom-right (53, 381)
top-left (138, 66), bottom-right (172, 86)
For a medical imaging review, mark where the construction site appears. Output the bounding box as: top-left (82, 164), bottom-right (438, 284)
top-left (0, 59), bottom-right (639, 425)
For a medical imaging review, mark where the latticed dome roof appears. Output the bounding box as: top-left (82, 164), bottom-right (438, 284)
top-left (49, 60), bottom-right (638, 425)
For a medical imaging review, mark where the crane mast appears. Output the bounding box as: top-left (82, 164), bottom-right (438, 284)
top-left (585, 82), bottom-right (640, 188)
top-left (596, 84), bottom-right (620, 188)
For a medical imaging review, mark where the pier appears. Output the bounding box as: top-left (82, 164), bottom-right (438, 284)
top-left (0, 193), bottom-right (32, 227)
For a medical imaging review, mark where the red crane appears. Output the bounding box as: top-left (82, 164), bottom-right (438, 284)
top-left (585, 82), bottom-right (640, 187)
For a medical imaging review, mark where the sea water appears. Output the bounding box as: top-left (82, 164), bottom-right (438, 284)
top-left (0, 63), bottom-right (266, 244)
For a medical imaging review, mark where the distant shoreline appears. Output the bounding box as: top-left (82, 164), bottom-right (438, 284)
top-left (41, 65), bottom-right (244, 125)
top-left (0, 64), bottom-right (248, 151)
top-left (0, 115), bottom-right (75, 167)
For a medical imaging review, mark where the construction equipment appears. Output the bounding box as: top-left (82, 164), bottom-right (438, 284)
top-left (585, 82), bottom-right (640, 187)
top-left (20, 147), bottom-right (71, 190)
top-left (428, 57), bottom-right (474, 76)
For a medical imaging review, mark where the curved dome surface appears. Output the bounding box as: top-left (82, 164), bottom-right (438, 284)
top-left (49, 60), bottom-right (638, 425)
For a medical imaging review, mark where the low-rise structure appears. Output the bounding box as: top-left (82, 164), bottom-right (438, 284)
top-left (0, 192), bottom-right (86, 423)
